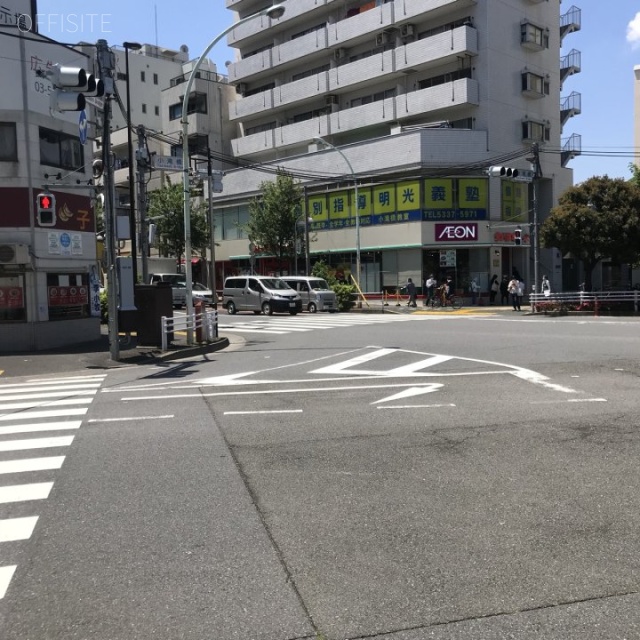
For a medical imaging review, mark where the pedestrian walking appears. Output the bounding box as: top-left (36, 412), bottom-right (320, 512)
top-left (541, 275), bottom-right (551, 297)
top-left (470, 278), bottom-right (479, 305)
top-left (508, 276), bottom-right (520, 311)
top-left (500, 275), bottom-right (509, 305)
top-left (424, 274), bottom-right (436, 306)
top-left (516, 278), bottom-right (524, 310)
top-left (489, 274), bottom-right (499, 305)
top-left (406, 278), bottom-right (417, 307)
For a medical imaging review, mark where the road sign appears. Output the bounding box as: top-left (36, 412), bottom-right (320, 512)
top-left (151, 155), bottom-right (183, 171)
top-left (78, 109), bottom-right (87, 145)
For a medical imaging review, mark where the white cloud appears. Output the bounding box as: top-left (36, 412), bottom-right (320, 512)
top-left (627, 12), bottom-right (640, 48)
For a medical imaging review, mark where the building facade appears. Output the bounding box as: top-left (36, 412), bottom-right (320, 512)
top-left (0, 0), bottom-right (99, 351)
top-left (210, 0), bottom-right (582, 296)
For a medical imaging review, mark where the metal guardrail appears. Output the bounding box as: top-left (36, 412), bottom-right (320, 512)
top-left (530, 291), bottom-right (640, 315)
top-left (160, 309), bottom-right (218, 351)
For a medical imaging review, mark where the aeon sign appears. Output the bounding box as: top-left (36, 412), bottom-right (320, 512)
top-left (435, 222), bottom-right (478, 242)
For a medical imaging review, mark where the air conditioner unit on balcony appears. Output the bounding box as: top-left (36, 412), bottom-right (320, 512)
top-left (334, 48), bottom-right (348, 61)
top-left (401, 24), bottom-right (415, 38)
top-left (375, 32), bottom-right (390, 46)
top-left (325, 94), bottom-right (339, 106)
top-left (235, 82), bottom-right (247, 95)
top-left (0, 244), bottom-right (29, 265)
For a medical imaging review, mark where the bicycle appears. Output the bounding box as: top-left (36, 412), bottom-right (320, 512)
top-left (429, 294), bottom-right (462, 310)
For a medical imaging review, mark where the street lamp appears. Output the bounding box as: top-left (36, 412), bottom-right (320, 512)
top-left (313, 136), bottom-right (360, 290)
top-left (123, 41), bottom-right (142, 286)
top-left (182, 4), bottom-right (285, 343)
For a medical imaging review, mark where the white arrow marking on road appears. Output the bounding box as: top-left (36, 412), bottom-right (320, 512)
top-left (373, 383), bottom-right (443, 404)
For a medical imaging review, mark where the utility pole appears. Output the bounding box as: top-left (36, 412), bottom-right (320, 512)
top-left (206, 148), bottom-right (218, 308)
top-left (96, 39), bottom-right (119, 361)
top-left (136, 125), bottom-right (151, 283)
top-left (529, 143), bottom-right (543, 294)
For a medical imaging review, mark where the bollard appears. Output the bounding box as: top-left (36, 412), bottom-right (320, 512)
top-left (195, 299), bottom-right (205, 342)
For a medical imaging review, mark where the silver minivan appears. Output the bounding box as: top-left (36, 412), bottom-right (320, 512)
top-left (149, 273), bottom-right (187, 308)
top-left (223, 276), bottom-right (302, 315)
top-left (281, 276), bottom-right (337, 313)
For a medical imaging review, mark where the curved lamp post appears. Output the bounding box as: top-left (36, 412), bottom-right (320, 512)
top-left (313, 136), bottom-right (360, 290)
top-left (182, 4), bottom-right (285, 342)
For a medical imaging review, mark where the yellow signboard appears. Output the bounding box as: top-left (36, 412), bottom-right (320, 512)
top-left (424, 178), bottom-right (453, 209)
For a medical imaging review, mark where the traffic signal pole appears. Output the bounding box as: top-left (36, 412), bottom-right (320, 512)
top-left (97, 39), bottom-right (119, 361)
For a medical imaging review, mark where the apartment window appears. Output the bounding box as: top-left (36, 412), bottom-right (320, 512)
top-left (521, 22), bottom-right (549, 50)
top-left (153, 73), bottom-right (158, 85)
top-left (350, 87), bottom-right (396, 108)
top-left (291, 23), bottom-right (324, 40)
top-left (0, 122), bottom-right (17, 161)
top-left (245, 82), bottom-right (275, 97)
top-left (141, 70), bottom-right (146, 82)
top-left (141, 103), bottom-right (147, 114)
top-left (418, 68), bottom-right (472, 90)
top-left (244, 121), bottom-right (278, 136)
top-left (521, 72), bottom-right (549, 97)
top-left (168, 92), bottom-right (208, 121)
top-left (154, 105), bottom-right (159, 116)
top-left (522, 120), bottom-right (550, 143)
top-left (292, 64), bottom-right (330, 82)
top-left (39, 127), bottom-right (83, 171)
top-left (292, 107), bottom-right (330, 124)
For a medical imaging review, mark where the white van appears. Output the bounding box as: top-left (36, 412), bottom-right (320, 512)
top-left (223, 276), bottom-right (302, 315)
top-left (281, 276), bottom-right (337, 313)
top-left (149, 273), bottom-right (187, 308)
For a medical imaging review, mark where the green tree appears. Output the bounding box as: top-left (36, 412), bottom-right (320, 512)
top-left (147, 178), bottom-right (209, 263)
top-left (629, 163), bottom-right (640, 189)
top-left (311, 259), bottom-right (356, 311)
top-left (246, 169), bottom-right (303, 274)
top-left (541, 176), bottom-right (640, 290)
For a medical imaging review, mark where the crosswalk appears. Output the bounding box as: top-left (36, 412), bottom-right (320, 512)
top-left (0, 374), bottom-right (106, 600)
top-left (219, 312), bottom-right (419, 335)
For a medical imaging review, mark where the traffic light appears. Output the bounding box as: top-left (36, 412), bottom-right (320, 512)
top-left (514, 227), bottom-right (522, 246)
top-left (44, 63), bottom-right (104, 112)
top-left (488, 166), bottom-right (519, 178)
top-left (36, 192), bottom-right (56, 226)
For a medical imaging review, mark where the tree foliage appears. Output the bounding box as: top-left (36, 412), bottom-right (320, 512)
top-left (147, 178), bottom-right (209, 261)
top-left (541, 176), bottom-right (640, 290)
top-left (246, 170), bottom-right (303, 273)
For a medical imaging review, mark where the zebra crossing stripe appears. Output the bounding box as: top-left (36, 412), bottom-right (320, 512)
top-left (0, 516), bottom-right (39, 542)
top-left (0, 398), bottom-right (93, 411)
top-left (0, 390), bottom-right (98, 402)
top-left (0, 421), bottom-right (82, 436)
top-left (0, 482), bottom-right (53, 504)
top-left (0, 408), bottom-right (87, 422)
top-left (0, 383), bottom-right (101, 395)
top-left (0, 456), bottom-right (65, 474)
top-left (0, 436), bottom-right (74, 452)
top-left (0, 565), bottom-right (16, 599)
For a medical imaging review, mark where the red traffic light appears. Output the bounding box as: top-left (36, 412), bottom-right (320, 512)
top-left (39, 195), bottom-right (52, 209)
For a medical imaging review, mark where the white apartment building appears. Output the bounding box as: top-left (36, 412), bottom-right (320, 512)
top-left (211, 0), bottom-right (582, 295)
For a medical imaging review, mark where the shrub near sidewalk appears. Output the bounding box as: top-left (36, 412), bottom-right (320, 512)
top-left (311, 259), bottom-right (356, 312)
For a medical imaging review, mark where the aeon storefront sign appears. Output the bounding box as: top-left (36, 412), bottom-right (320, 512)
top-left (434, 223), bottom-right (478, 242)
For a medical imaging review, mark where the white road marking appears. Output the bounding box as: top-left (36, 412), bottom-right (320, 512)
top-left (0, 421), bottom-right (82, 436)
top-left (0, 565), bottom-right (16, 599)
top-left (530, 398), bottom-right (607, 404)
top-left (0, 384), bottom-right (101, 395)
top-left (0, 408), bottom-right (87, 422)
top-left (377, 403), bottom-right (456, 410)
top-left (223, 410), bottom-right (303, 415)
top-left (0, 436), bottom-right (74, 452)
top-left (0, 456), bottom-right (65, 474)
top-left (88, 415), bottom-right (175, 423)
top-left (0, 398), bottom-right (93, 411)
top-left (374, 384), bottom-right (443, 404)
top-left (0, 482), bottom-right (53, 504)
top-left (0, 516), bottom-right (39, 542)
top-left (0, 390), bottom-right (98, 402)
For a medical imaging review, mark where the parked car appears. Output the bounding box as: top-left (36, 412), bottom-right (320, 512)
top-left (281, 276), bottom-right (337, 313)
top-left (192, 282), bottom-right (216, 306)
top-left (223, 276), bottom-right (302, 315)
top-left (149, 273), bottom-right (187, 309)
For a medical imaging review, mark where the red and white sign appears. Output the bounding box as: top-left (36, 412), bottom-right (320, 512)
top-left (435, 223), bottom-right (478, 242)
top-left (48, 285), bottom-right (88, 306)
top-left (0, 287), bottom-right (24, 309)
top-left (493, 231), bottom-right (530, 244)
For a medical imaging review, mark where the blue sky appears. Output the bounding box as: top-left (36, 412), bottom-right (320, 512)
top-left (34, 0), bottom-right (640, 185)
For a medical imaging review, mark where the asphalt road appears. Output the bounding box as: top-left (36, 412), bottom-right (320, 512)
top-left (1, 311), bottom-right (639, 639)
